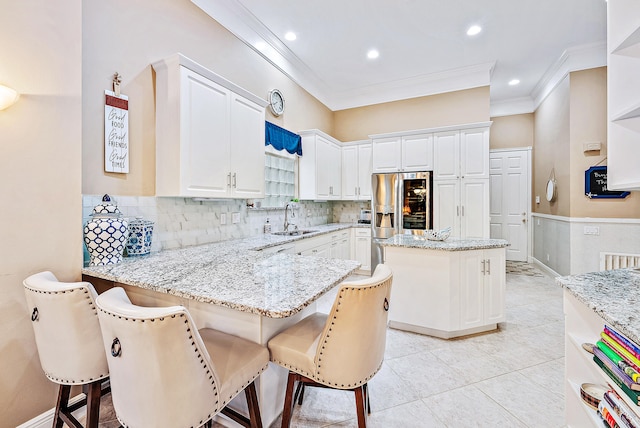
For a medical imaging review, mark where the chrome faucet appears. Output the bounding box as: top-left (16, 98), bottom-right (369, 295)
top-left (284, 203), bottom-right (295, 232)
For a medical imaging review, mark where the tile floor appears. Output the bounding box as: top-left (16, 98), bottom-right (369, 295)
top-left (83, 262), bottom-right (565, 428)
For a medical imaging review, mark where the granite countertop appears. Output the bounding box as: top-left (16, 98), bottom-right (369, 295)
top-left (380, 234), bottom-right (509, 251)
top-left (557, 269), bottom-right (640, 345)
top-left (82, 223), bottom-right (364, 318)
top-left (246, 222), bottom-right (368, 251)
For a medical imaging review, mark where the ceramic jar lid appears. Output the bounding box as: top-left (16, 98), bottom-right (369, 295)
top-left (91, 194), bottom-right (122, 218)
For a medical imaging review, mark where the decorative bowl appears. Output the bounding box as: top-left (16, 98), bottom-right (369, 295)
top-left (425, 227), bottom-right (452, 241)
top-left (580, 383), bottom-right (607, 411)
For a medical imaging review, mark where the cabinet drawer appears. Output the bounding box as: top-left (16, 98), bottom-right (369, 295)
top-left (354, 228), bottom-right (371, 237)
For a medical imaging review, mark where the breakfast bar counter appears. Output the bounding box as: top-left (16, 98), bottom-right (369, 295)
top-left (82, 233), bottom-right (360, 427)
top-left (380, 236), bottom-right (509, 339)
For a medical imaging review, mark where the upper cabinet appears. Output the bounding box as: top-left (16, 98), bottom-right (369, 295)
top-left (342, 141), bottom-right (372, 200)
top-left (607, 0), bottom-right (640, 191)
top-left (434, 127), bottom-right (490, 180)
top-left (152, 54), bottom-right (268, 198)
top-left (371, 133), bottom-right (433, 172)
top-left (299, 130), bottom-right (342, 200)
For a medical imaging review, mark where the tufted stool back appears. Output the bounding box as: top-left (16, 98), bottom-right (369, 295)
top-left (95, 287), bottom-right (222, 428)
top-left (23, 271), bottom-right (109, 428)
top-left (23, 271), bottom-right (109, 385)
top-left (268, 264), bottom-right (393, 427)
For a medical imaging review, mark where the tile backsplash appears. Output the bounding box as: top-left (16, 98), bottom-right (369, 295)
top-left (82, 195), bottom-right (369, 264)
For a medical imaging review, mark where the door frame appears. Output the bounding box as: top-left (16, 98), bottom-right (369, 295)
top-left (489, 147), bottom-right (532, 262)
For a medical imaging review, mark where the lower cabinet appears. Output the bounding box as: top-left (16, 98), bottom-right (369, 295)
top-left (433, 178), bottom-right (489, 239)
top-left (384, 245), bottom-right (505, 339)
top-left (353, 228), bottom-right (372, 273)
top-left (295, 229), bottom-right (351, 260)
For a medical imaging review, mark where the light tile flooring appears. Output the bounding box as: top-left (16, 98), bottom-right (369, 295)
top-left (84, 263), bottom-right (565, 428)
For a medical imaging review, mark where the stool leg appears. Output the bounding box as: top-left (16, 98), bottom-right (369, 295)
top-left (244, 381), bottom-right (263, 428)
top-left (53, 384), bottom-right (71, 428)
top-left (85, 379), bottom-right (102, 428)
top-left (354, 385), bottom-right (367, 428)
top-left (280, 372), bottom-right (297, 428)
top-left (363, 383), bottom-right (371, 414)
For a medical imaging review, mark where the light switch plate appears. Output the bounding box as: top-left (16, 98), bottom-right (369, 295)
top-left (220, 213), bottom-right (227, 225)
top-left (232, 212), bottom-right (240, 224)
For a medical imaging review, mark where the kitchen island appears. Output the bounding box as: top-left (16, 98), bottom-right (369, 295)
top-left (557, 269), bottom-right (640, 427)
top-left (380, 235), bottom-right (509, 339)
top-left (82, 231), bottom-right (360, 427)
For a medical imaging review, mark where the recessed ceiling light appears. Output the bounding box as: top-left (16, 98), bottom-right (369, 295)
top-left (367, 49), bottom-right (379, 59)
top-left (467, 25), bottom-right (482, 36)
top-left (255, 41), bottom-right (267, 51)
top-left (508, 79), bottom-right (521, 86)
top-left (284, 32), bottom-right (297, 41)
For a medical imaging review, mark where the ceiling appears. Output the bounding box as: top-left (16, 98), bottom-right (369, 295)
top-left (192, 0), bottom-right (608, 116)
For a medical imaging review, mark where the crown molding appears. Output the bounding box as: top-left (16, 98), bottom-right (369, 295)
top-left (490, 97), bottom-right (536, 117)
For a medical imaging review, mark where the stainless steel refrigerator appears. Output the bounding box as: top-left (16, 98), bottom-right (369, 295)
top-left (371, 172), bottom-right (433, 271)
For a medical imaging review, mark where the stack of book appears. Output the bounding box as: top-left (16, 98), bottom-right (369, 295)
top-left (593, 325), bottom-right (640, 428)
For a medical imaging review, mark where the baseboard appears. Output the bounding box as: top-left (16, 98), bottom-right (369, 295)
top-left (16, 394), bottom-right (86, 428)
top-left (531, 257), bottom-right (561, 278)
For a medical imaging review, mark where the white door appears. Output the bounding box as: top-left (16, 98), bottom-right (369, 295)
top-left (489, 149), bottom-right (531, 262)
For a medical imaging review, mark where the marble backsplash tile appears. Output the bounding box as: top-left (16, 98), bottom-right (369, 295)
top-left (82, 196), bottom-right (366, 263)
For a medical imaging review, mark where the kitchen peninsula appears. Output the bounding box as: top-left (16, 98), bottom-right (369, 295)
top-left (380, 235), bottom-right (509, 339)
top-left (82, 225), bottom-right (361, 427)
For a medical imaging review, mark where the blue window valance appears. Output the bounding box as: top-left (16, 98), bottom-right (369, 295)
top-left (265, 121), bottom-right (302, 156)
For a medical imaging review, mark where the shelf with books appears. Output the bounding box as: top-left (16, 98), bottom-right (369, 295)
top-left (568, 380), bottom-right (603, 427)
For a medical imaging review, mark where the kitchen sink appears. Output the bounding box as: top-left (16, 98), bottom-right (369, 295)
top-left (272, 229), bottom-right (317, 236)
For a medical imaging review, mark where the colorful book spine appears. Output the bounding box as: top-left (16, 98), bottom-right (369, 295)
top-left (606, 326), bottom-right (640, 362)
top-left (599, 340), bottom-right (640, 375)
top-left (594, 355), bottom-right (640, 405)
top-left (601, 398), bottom-right (623, 428)
top-left (605, 390), bottom-right (640, 428)
top-left (594, 347), bottom-right (640, 392)
top-left (602, 332), bottom-right (640, 373)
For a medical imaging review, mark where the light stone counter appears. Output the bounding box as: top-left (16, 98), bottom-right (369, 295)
top-left (379, 234), bottom-right (509, 251)
top-left (556, 268), bottom-right (640, 345)
top-left (82, 223), bottom-right (362, 318)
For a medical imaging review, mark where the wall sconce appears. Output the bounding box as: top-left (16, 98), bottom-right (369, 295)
top-left (0, 84), bottom-right (20, 110)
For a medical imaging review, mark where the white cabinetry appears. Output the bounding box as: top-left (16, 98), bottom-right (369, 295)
top-left (371, 133), bottom-right (433, 173)
top-left (607, 0), bottom-right (640, 191)
top-left (433, 126), bottom-right (490, 239)
top-left (342, 141), bottom-right (372, 200)
top-left (299, 130), bottom-right (342, 200)
top-left (294, 230), bottom-right (351, 260)
top-left (153, 54), bottom-right (268, 198)
top-left (352, 228), bottom-right (371, 273)
top-left (329, 230), bottom-right (350, 259)
top-left (384, 245), bottom-right (505, 339)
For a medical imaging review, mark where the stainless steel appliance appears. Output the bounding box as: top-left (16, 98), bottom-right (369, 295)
top-left (371, 172), bottom-right (433, 271)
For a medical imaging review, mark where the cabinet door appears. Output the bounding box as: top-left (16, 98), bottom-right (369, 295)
top-left (180, 68), bottom-right (231, 196)
top-left (342, 145), bottom-right (358, 200)
top-left (460, 178), bottom-right (489, 239)
top-left (315, 136), bottom-right (333, 198)
top-left (402, 134), bottom-right (434, 171)
top-left (355, 236), bottom-right (372, 271)
top-left (484, 249), bottom-right (506, 324)
top-left (357, 144), bottom-right (373, 199)
top-left (328, 141), bottom-right (342, 199)
top-left (433, 180), bottom-right (461, 238)
top-left (229, 94), bottom-right (265, 198)
top-left (372, 138), bottom-right (401, 172)
top-left (459, 250), bottom-right (485, 330)
top-left (433, 131), bottom-right (460, 180)
top-left (460, 128), bottom-right (489, 179)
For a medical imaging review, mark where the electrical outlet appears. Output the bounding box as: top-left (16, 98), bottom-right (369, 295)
top-left (584, 226), bottom-right (600, 236)
top-left (220, 213), bottom-right (226, 225)
top-left (535, 195), bottom-right (540, 204)
top-left (232, 212), bottom-right (240, 224)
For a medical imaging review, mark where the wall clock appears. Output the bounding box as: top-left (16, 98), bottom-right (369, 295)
top-left (268, 89), bottom-right (285, 116)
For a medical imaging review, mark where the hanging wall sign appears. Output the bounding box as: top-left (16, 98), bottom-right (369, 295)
top-left (104, 74), bottom-right (129, 173)
top-left (585, 166), bottom-right (630, 199)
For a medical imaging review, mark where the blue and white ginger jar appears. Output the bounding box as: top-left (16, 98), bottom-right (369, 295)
top-left (84, 194), bottom-right (129, 266)
top-left (126, 217), bottom-right (154, 256)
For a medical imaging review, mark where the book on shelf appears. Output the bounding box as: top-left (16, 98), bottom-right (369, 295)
top-left (599, 340), bottom-right (640, 380)
top-left (594, 347), bottom-right (640, 391)
top-left (605, 390), bottom-right (640, 428)
top-left (594, 355), bottom-right (640, 405)
top-left (606, 326), bottom-right (640, 362)
top-left (601, 398), bottom-right (623, 428)
top-left (602, 333), bottom-right (640, 374)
